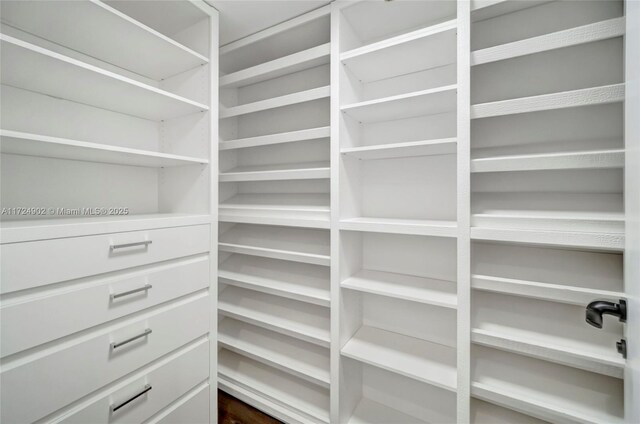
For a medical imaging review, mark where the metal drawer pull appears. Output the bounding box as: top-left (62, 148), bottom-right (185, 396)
top-left (110, 240), bottom-right (152, 251)
top-left (110, 384), bottom-right (152, 413)
top-left (110, 284), bottom-right (153, 300)
top-left (110, 328), bottom-right (152, 350)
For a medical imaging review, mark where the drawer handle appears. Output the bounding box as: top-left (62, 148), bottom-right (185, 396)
top-left (110, 384), bottom-right (152, 413)
top-left (110, 240), bottom-right (152, 251)
top-left (110, 328), bottom-right (152, 350)
top-left (110, 284), bottom-right (153, 300)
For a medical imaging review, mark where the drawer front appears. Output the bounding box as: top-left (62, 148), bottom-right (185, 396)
top-left (0, 293), bottom-right (209, 424)
top-left (0, 224), bottom-right (210, 294)
top-left (1, 256), bottom-right (209, 358)
top-left (150, 384), bottom-right (210, 424)
top-left (59, 339), bottom-right (209, 424)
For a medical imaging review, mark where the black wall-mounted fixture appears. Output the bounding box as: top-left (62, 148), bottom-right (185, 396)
top-left (585, 299), bottom-right (627, 328)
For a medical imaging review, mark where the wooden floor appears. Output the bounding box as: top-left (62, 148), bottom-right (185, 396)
top-left (218, 390), bottom-right (283, 424)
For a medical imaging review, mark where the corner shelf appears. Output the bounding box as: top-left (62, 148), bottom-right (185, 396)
top-left (471, 84), bottom-right (625, 119)
top-left (219, 161), bottom-right (330, 182)
top-left (220, 85), bottom-right (330, 119)
top-left (218, 286), bottom-right (330, 347)
top-left (471, 17), bottom-right (625, 66)
top-left (0, 34), bottom-right (209, 121)
top-left (218, 318), bottom-right (330, 388)
top-left (341, 326), bottom-right (457, 392)
top-left (220, 43), bottom-right (330, 88)
top-left (341, 85), bottom-right (457, 123)
top-left (0, 0), bottom-right (208, 80)
top-left (340, 217), bottom-right (457, 237)
top-left (342, 269), bottom-right (457, 309)
top-left (471, 149), bottom-right (624, 173)
top-left (341, 19), bottom-right (457, 83)
top-left (219, 127), bottom-right (330, 151)
top-left (219, 255), bottom-right (330, 307)
top-left (341, 138), bottom-right (457, 161)
top-left (219, 224), bottom-right (330, 266)
top-left (0, 130), bottom-right (208, 168)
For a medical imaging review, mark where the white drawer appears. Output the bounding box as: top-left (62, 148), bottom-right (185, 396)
top-left (0, 293), bottom-right (209, 424)
top-left (1, 256), bottom-right (209, 358)
top-left (0, 224), bottom-right (210, 294)
top-left (148, 384), bottom-right (210, 424)
top-left (57, 338), bottom-right (209, 424)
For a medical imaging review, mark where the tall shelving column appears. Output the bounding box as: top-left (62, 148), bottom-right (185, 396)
top-left (217, 7), bottom-right (332, 423)
top-left (335, 1), bottom-right (459, 422)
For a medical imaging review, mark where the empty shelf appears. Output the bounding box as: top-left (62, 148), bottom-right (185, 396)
top-left (0, 130), bottom-right (208, 167)
top-left (471, 227), bottom-right (624, 251)
top-left (342, 138), bottom-right (457, 161)
top-left (218, 318), bottom-right (330, 388)
top-left (341, 20), bottom-right (457, 83)
top-left (341, 85), bottom-right (457, 123)
top-left (470, 1), bottom-right (554, 22)
top-left (219, 194), bottom-right (330, 229)
top-left (472, 274), bottom-right (623, 307)
top-left (0, 213), bottom-right (211, 244)
top-left (341, 326), bottom-right (457, 392)
top-left (471, 149), bottom-right (624, 173)
top-left (219, 224), bottom-right (330, 266)
top-left (219, 255), bottom-right (330, 307)
top-left (471, 327), bottom-right (624, 378)
top-left (1, 0), bottom-right (208, 80)
top-left (471, 17), bottom-right (625, 66)
top-left (340, 217), bottom-right (457, 237)
top-left (342, 269), bottom-right (457, 309)
top-left (220, 127), bottom-right (330, 150)
top-left (472, 211), bottom-right (624, 234)
top-left (220, 43), bottom-right (330, 88)
top-left (471, 84), bottom-right (624, 119)
top-left (348, 398), bottom-right (426, 424)
top-left (219, 161), bottom-right (330, 182)
top-left (219, 349), bottom-right (330, 424)
top-left (0, 34), bottom-right (208, 121)
top-left (218, 286), bottom-right (330, 347)
top-left (220, 86), bottom-right (330, 118)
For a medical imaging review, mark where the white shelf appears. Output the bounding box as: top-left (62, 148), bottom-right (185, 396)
top-left (341, 138), bottom-right (457, 161)
top-left (220, 86), bottom-right (330, 118)
top-left (471, 327), bottom-right (625, 378)
top-left (471, 84), bottom-right (625, 119)
top-left (219, 255), bottom-right (330, 307)
top-left (341, 85), bottom-right (457, 124)
top-left (341, 326), bottom-right (457, 392)
top-left (0, 34), bottom-right (209, 121)
top-left (472, 274), bottom-right (624, 306)
top-left (219, 161), bottom-right (330, 182)
top-left (219, 194), bottom-right (330, 229)
top-left (0, 0), bottom-right (208, 80)
top-left (470, 1), bottom-right (554, 22)
top-left (340, 217), bottom-right (457, 237)
top-left (471, 17), bottom-right (625, 66)
top-left (218, 286), bottom-right (331, 347)
top-left (220, 43), bottom-right (330, 88)
top-left (342, 269), bottom-right (457, 309)
top-left (220, 127), bottom-right (330, 151)
top-left (0, 213), bottom-right (211, 244)
top-left (0, 130), bottom-right (208, 168)
top-left (341, 20), bottom-right (457, 83)
top-left (471, 227), bottom-right (625, 251)
top-left (219, 224), bottom-right (330, 266)
top-left (218, 318), bottom-right (330, 388)
top-left (472, 211), bottom-right (624, 234)
top-left (218, 349), bottom-right (330, 424)
top-left (471, 381), bottom-right (624, 424)
top-left (348, 398), bottom-right (426, 424)
top-left (471, 149), bottom-right (624, 173)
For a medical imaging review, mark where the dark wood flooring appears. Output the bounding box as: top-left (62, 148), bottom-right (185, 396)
top-left (218, 390), bottom-right (283, 424)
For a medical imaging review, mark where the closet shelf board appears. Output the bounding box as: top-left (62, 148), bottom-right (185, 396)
top-left (219, 162), bottom-right (330, 182)
top-left (340, 217), bottom-right (458, 237)
top-left (470, 149), bottom-right (624, 173)
top-left (341, 138), bottom-right (457, 160)
top-left (220, 86), bottom-right (330, 118)
top-left (347, 398), bottom-right (427, 424)
top-left (220, 127), bottom-right (330, 151)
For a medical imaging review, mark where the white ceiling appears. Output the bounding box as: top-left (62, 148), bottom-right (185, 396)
top-left (208, 0), bottom-right (330, 46)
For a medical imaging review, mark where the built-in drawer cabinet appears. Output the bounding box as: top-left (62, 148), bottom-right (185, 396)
top-left (56, 338), bottom-right (209, 424)
top-left (0, 293), bottom-right (209, 424)
top-left (0, 224), bottom-right (210, 293)
top-left (150, 384), bottom-right (210, 424)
